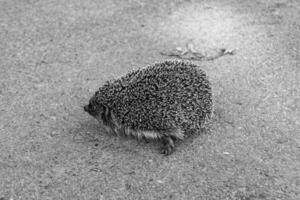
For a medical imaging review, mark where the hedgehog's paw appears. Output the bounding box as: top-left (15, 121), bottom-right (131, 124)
top-left (160, 136), bottom-right (175, 155)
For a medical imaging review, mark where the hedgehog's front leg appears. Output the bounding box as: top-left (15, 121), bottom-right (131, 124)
top-left (161, 136), bottom-right (175, 155)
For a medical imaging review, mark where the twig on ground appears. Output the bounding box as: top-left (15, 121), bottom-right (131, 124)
top-left (160, 42), bottom-right (235, 61)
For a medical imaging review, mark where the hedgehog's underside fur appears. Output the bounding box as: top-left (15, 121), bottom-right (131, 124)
top-left (84, 60), bottom-right (212, 155)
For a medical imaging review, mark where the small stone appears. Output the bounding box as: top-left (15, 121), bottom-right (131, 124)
top-left (157, 180), bottom-right (164, 183)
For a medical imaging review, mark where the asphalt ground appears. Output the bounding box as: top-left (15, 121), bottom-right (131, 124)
top-left (0, 0), bottom-right (299, 199)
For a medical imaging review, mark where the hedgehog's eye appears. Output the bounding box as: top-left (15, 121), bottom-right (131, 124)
top-left (87, 101), bottom-right (95, 111)
top-left (88, 101), bottom-right (92, 108)
top-left (90, 103), bottom-right (97, 111)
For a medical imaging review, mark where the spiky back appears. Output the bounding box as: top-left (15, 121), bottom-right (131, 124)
top-left (96, 60), bottom-right (212, 133)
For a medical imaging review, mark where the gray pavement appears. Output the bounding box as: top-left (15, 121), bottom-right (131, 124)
top-left (0, 0), bottom-right (299, 199)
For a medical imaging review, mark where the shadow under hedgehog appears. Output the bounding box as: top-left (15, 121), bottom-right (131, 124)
top-left (84, 60), bottom-right (212, 155)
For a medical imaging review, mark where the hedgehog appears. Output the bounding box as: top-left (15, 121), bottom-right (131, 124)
top-left (84, 60), bottom-right (212, 155)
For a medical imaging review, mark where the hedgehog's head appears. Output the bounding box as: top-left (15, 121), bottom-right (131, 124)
top-left (84, 95), bottom-right (99, 115)
top-left (84, 92), bottom-right (109, 124)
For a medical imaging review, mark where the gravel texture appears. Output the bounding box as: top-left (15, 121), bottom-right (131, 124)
top-left (0, 0), bottom-right (299, 199)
